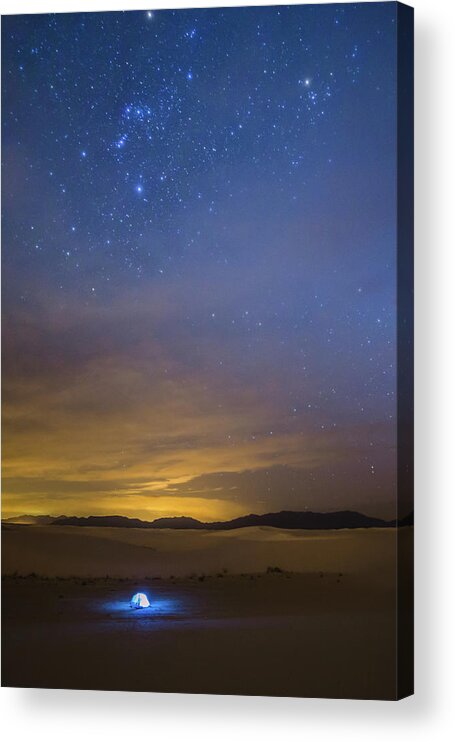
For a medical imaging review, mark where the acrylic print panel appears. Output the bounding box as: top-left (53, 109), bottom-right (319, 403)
top-left (1, 3), bottom-right (414, 700)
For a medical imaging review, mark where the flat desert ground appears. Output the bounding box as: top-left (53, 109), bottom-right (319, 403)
top-left (1, 524), bottom-right (413, 699)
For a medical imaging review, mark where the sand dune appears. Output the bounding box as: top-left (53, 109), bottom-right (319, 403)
top-left (2, 525), bottom-right (413, 698)
top-left (2, 523), bottom-right (406, 581)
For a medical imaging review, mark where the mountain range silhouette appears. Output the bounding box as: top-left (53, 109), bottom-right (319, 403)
top-left (3, 510), bottom-right (413, 530)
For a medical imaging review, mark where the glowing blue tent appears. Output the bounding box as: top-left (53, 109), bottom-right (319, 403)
top-left (130, 592), bottom-right (150, 609)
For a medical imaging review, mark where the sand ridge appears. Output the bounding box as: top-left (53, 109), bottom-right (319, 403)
top-left (1, 524), bottom-right (408, 581)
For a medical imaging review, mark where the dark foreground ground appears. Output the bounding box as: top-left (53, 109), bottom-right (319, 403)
top-left (2, 570), bottom-right (411, 699)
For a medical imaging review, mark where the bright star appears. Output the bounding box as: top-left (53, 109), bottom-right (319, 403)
top-left (135, 184), bottom-right (143, 194)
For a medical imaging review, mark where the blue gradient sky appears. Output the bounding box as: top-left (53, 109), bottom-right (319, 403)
top-left (2, 4), bottom-right (400, 520)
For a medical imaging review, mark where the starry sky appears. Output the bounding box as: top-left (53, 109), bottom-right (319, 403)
top-left (2, 3), bottom-right (402, 522)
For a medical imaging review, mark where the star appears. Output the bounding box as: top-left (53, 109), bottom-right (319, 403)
top-left (2, 3), bottom-right (401, 523)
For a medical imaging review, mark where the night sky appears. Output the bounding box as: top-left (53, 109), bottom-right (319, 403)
top-left (2, 3), bottom-right (400, 522)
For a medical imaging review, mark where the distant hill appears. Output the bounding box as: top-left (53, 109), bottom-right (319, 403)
top-left (2, 514), bottom-right (61, 526)
top-left (46, 515), bottom-right (153, 529)
top-left (208, 510), bottom-right (389, 530)
top-left (44, 514), bottom-right (205, 529)
top-left (3, 510), bottom-right (413, 531)
top-left (16, 509), bottom-right (414, 531)
top-left (150, 516), bottom-right (206, 529)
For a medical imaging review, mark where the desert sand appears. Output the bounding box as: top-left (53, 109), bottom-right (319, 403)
top-left (1, 524), bottom-right (413, 699)
top-left (2, 523), bottom-right (402, 580)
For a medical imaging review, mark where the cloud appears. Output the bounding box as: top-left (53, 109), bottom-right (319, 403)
top-left (2, 273), bottom-right (396, 520)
